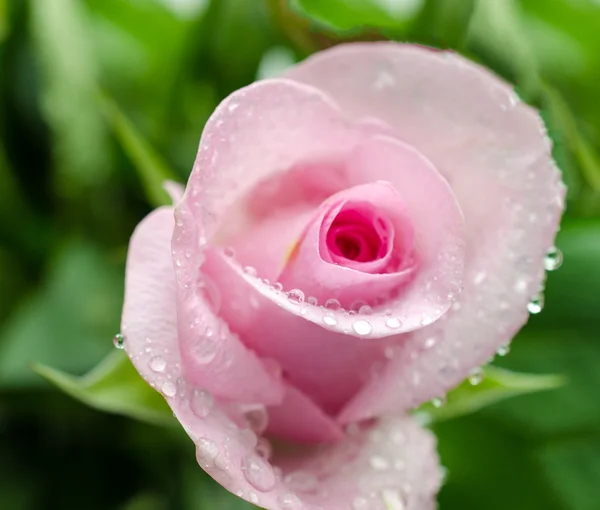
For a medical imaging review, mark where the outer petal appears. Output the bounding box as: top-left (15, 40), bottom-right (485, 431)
top-left (122, 215), bottom-right (441, 509)
top-left (121, 207), bottom-right (284, 405)
top-left (202, 249), bottom-right (389, 414)
top-left (285, 43), bottom-right (565, 420)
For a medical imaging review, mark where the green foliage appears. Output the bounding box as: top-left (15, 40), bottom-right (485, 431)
top-left (290, 0), bottom-right (422, 31)
top-left (99, 92), bottom-right (176, 207)
top-left (416, 366), bottom-right (565, 424)
top-left (34, 351), bottom-right (173, 426)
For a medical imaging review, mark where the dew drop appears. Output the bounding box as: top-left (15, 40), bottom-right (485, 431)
top-left (325, 298), bottom-right (341, 311)
top-left (420, 316), bottom-right (433, 326)
top-left (322, 314), bottom-right (338, 326)
top-left (423, 336), bottom-right (437, 349)
top-left (358, 305), bottom-right (373, 315)
top-left (149, 356), bottom-right (167, 373)
top-left (196, 438), bottom-right (219, 464)
top-left (223, 246), bottom-right (236, 258)
top-left (352, 319), bottom-right (372, 336)
top-left (161, 381), bottom-right (177, 398)
top-left (113, 333), bottom-right (125, 349)
top-left (244, 266), bottom-right (258, 277)
top-left (307, 296), bottom-right (318, 305)
top-left (432, 397), bottom-right (445, 408)
top-left (245, 406), bottom-right (269, 434)
top-left (369, 455), bottom-right (390, 471)
top-left (242, 454), bottom-right (276, 492)
top-left (287, 289), bottom-right (305, 304)
top-left (278, 493), bottom-right (303, 509)
top-left (497, 344), bottom-right (510, 357)
top-left (385, 317), bottom-right (402, 329)
top-left (468, 367), bottom-right (483, 386)
top-left (527, 292), bottom-right (545, 314)
top-left (272, 282), bottom-right (283, 291)
top-left (284, 471), bottom-right (318, 493)
top-left (249, 492), bottom-right (260, 505)
top-left (191, 389), bottom-right (214, 418)
top-left (544, 246), bottom-right (563, 271)
top-left (194, 339), bottom-right (218, 364)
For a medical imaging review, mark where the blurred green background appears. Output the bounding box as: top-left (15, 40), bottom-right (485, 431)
top-left (1, 0), bottom-right (599, 509)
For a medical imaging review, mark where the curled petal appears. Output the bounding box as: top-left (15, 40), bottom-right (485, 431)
top-left (285, 42), bottom-right (564, 420)
top-left (122, 207), bottom-right (284, 405)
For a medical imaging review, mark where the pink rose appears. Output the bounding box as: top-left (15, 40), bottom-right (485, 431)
top-left (121, 43), bottom-right (564, 509)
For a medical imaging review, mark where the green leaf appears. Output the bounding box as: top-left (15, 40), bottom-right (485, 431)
top-left (290, 0), bottom-right (423, 32)
top-left (0, 0), bottom-right (8, 42)
top-left (416, 366), bottom-right (565, 424)
top-left (467, 0), bottom-right (541, 97)
top-left (34, 350), bottom-right (174, 426)
top-left (0, 241), bottom-right (123, 387)
top-left (411, 0), bottom-right (476, 48)
top-left (488, 329), bottom-right (600, 437)
top-left (30, 0), bottom-right (110, 192)
top-left (99, 92), bottom-right (176, 207)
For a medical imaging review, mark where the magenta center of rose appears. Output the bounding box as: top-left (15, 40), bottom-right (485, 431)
top-left (326, 206), bottom-right (390, 263)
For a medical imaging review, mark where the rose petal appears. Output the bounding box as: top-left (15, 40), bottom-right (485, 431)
top-left (267, 383), bottom-right (345, 443)
top-left (203, 249), bottom-right (389, 414)
top-left (278, 181), bottom-right (416, 309)
top-left (273, 415), bottom-right (441, 510)
top-left (285, 42), bottom-right (564, 420)
top-left (121, 207), bottom-right (284, 405)
top-left (123, 216), bottom-right (441, 508)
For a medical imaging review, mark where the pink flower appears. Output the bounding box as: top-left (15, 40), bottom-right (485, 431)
top-left (121, 43), bottom-right (564, 509)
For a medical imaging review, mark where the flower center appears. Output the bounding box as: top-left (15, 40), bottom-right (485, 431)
top-left (326, 205), bottom-right (390, 264)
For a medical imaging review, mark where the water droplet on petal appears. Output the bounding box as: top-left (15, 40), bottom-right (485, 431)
top-left (325, 299), bottom-right (341, 311)
top-left (358, 305), bottom-right (373, 315)
top-left (287, 289), bottom-right (305, 304)
top-left (322, 314), bottom-right (338, 326)
top-left (278, 493), bottom-right (303, 509)
top-left (161, 381), bottom-right (177, 398)
top-left (272, 282), bottom-right (283, 291)
top-left (497, 344), bottom-right (510, 357)
top-left (196, 438), bottom-right (219, 465)
top-left (149, 356), bottom-right (167, 373)
top-left (242, 454), bottom-right (276, 492)
top-left (544, 247), bottom-right (563, 271)
top-left (432, 397), bottom-right (445, 408)
top-left (420, 316), bottom-right (433, 326)
top-left (468, 367), bottom-right (483, 386)
top-left (113, 333), bottom-right (125, 349)
top-left (284, 471), bottom-right (318, 493)
top-left (369, 456), bottom-right (390, 470)
top-left (194, 339), bottom-right (218, 364)
top-left (352, 319), bottom-right (372, 336)
top-left (307, 296), bottom-right (318, 305)
top-left (249, 492), bottom-right (260, 505)
top-left (244, 266), bottom-right (257, 277)
top-left (385, 317), bottom-right (402, 329)
top-left (223, 247), bottom-right (235, 258)
top-left (191, 389), bottom-right (214, 418)
top-left (527, 292), bottom-right (545, 314)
